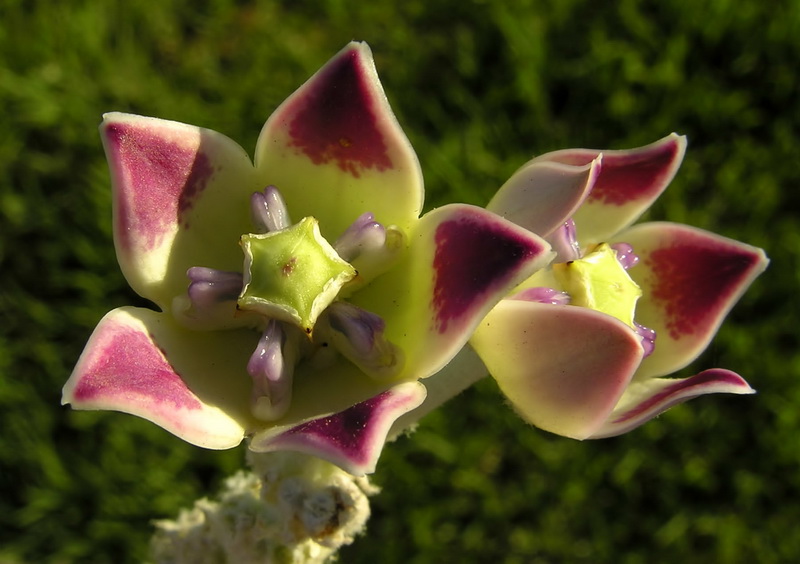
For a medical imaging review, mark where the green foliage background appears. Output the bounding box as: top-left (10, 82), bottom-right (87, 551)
top-left (1, 0), bottom-right (797, 562)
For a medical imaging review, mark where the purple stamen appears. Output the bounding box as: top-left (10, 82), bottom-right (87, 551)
top-left (248, 319), bottom-right (295, 421)
top-left (334, 212), bottom-right (386, 262)
top-left (545, 219), bottom-right (581, 262)
top-left (187, 267), bottom-right (244, 307)
top-left (509, 286), bottom-right (571, 305)
top-left (251, 185), bottom-right (291, 233)
top-left (635, 321), bottom-right (657, 357)
top-left (325, 301), bottom-right (404, 379)
top-left (611, 242), bottom-right (640, 270)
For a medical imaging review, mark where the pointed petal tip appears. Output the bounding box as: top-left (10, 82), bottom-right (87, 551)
top-left (591, 368), bottom-right (755, 439)
top-left (64, 307), bottom-right (247, 450)
top-left (539, 133), bottom-right (688, 242)
top-left (249, 382), bottom-right (426, 476)
top-left (342, 40), bottom-right (373, 57)
top-left (626, 222), bottom-right (768, 378)
top-left (255, 41), bottom-right (422, 236)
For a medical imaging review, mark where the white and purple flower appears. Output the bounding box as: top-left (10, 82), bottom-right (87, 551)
top-left (472, 135), bottom-right (769, 439)
top-left (62, 43), bottom-right (553, 475)
top-left (63, 42), bottom-right (767, 477)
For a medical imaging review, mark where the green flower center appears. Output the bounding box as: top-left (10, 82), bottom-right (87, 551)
top-left (238, 216), bottom-right (357, 335)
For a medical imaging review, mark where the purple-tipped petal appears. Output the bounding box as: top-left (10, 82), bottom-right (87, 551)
top-left (620, 222), bottom-right (769, 378)
top-left (101, 113), bottom-right (261, 310)
top-left (250, 381), bottom-right (426, 476)
top-left (255, 42), bottom-right (423, 239)
top-left (471, 301), bottom-right (644, 439)
top-left (353, 204), bottom-right (554, 382)
top-left (250, 186), bottom-right (292, 233)
top-left (591, 369), bottom-right (755, 438)
top-left (487, 157), bottom-right (600, 237)
top-left (62, 307), bottom-right (256, 449)
top-left (535, 134), bottom-right (687, 243)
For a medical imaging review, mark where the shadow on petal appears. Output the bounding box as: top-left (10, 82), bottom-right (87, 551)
top-left (471, 301), bottom-right (644, 439)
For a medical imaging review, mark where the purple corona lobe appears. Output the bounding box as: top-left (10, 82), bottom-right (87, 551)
top-left (432, 212), bottom-right (540, 333)
top-left (287, 48), bottom-right (392, 178)
top-left (73, 326), bottom-right (201, 411)
top-left (645, 234), bottom-right (763, 339)
top-left (105, 123), bottom-right (213, 248)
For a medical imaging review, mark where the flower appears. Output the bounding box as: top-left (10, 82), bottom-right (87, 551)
top-left (62, 43), bottom-right (554, 475)
top-left (470, 135), bottom-right (769, 439)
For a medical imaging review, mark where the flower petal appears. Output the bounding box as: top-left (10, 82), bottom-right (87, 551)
top-left (255, 42), bottom-right (423, 239)
top-left (590, 369), bottom-right (755, 438)
top-left (62, 307), bottom-right (257, 449)
top-left (486, 156), bottom-right (600, 237)
top-left (101, 113), bottom-right (261, 310)
top-left (621, 222), bottom-right (769, 378)
top-left (354, 204), bottom-right (554, 382)
top-left (535, 134), bottom-right (686, 243)
top-left (471, 301), bottom-right (644, 439)
top-left (388, 344), bottom-right (488, 437)
top-left (249, 381), bottom-right (426, 476)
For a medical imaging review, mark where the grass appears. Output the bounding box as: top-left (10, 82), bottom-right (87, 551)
top-left (1, 0), bottom-right (797, 562)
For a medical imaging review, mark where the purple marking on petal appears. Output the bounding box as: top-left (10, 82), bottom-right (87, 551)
top-left (545, 219), bottom-right (581, 262)
top-left (286, 48), bottom-right (392, 178)
top-left (553, 138), bottom-right (681, 207)
top-left (104, 123), bottom-right (213, 249)
top-left (276, 386), bottom-right (406, 473)
top-left (177, 152), bottom-right (214, 228)
top-left (645, 232), bottom-right (765, 339)
top-left (588, 145), bottom-right (678, 206)
top-left (72, 326), bottom-right (201, 410)
top-left (251, 186), bottom-right (291, 233)
top-left (286, 392), bottom-right (382, 461)
top-left (509, 287), bottom-right (571, 305)
top-left (251, 382), bottom-right (426, 474)
top-left (611, 242), bottom-right (640, 269)
top-left (611, 369), bottom-right (750, 425)
top-left (635, 321), bottom-right (657, 357)
top-left (334, 212), bottom-right (386, 262)
top-left (432, 210), bottom-right (545, 333)
top-left (187, 267), bottom-right (244, 307)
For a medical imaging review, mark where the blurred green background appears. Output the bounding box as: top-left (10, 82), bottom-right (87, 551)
top-left (1, 0), bottom-right (797, 562)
